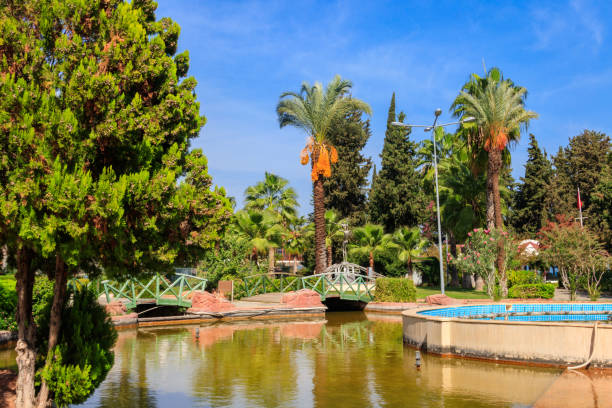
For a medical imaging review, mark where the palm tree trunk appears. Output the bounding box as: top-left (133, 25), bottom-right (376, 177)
top-left (488, 149), bottom-right (507, 297)
top-left (268, 247), bottom-right (275, 275)
top-left (293, 255), bottom-right (298, 274)
top-left (313, 178), bottom-right (327, 274)
top-left (369, 251), bottom-right (374, 272)
top-left (326, 246), bottom-right (332, 266)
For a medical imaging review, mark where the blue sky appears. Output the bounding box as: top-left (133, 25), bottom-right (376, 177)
top-left (156, 0), bottom-right (612, 214)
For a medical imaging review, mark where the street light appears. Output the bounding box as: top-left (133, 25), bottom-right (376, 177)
top-left (392, 112), bottom-right (475, 295)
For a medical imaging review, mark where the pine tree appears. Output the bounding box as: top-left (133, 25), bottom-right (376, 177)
top-left (368, 93), bottom-right (424, 231)
top-left (0, 1), bottom-right (232, 406)
top-left (511, 134), bottom-right (553, 235)
top-left (323, 112), bottom-right (372, 225)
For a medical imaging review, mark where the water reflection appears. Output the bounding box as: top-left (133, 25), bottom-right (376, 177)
top-left (62, 312), bottom-right (560, 407)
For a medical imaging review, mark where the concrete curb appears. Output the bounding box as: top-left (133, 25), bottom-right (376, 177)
top-left (0, 331), bottom-right (17, 347)
top-left (111, 306), bottom-right (328, 329)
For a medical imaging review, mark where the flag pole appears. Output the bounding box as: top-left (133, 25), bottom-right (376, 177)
top-left (578, 187), bottom-right (583, 227)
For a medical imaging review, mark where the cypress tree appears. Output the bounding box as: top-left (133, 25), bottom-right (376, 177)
top-left (548, 130), bottom-right (611, 227)
top-left (0, 1), bottom-right (232, 405)
top-left (323, 112), bottom-right (372, 225)
top-left (589, 151), bottom-right (612, 250)
top-left (511, 134), bottom-right (553, 234)
top-left (368, 93), bottom-right (424, 231)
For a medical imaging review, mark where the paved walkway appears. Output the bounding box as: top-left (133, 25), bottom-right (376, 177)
top-left (553, 288), bottom-right (612, 302)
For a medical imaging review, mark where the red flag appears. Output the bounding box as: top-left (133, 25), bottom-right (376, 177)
top-left (577, 188), bottom-right (582, 209)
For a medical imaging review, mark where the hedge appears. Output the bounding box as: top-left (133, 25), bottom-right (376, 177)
top-left (373, 277), bottom-right (416, 302)
top-left (508, 283), bottom-right (555, 299)
top-left (507, 270), bottom-right (541, 287)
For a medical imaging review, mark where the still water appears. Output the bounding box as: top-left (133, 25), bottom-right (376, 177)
top-left (2, 312), bottom-right (563, 407)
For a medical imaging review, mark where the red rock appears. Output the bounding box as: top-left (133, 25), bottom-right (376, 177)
top-left (105, 300), bottom-right (129, 316)
top-left (281, 289), bottom-right (324, 308)
top-left (425, 294), bottom-right (462, 306)
top-left (188, 291), bottom-right (236, 313)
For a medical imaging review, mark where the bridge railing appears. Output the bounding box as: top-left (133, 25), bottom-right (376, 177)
top-left (102, 273), bottom-right (207, 309)
top-left (302, 272), bottom-right (375, 302)
top-left (240, 273), bottom-right (303, 298)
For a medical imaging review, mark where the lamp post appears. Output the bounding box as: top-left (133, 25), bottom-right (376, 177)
top-left (392, 111), bottom-right (474, 295)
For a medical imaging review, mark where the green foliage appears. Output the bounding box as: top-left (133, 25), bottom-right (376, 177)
top-left (198, 234), bottom-right (264, 289)
top-left (369, 93), bottom-right (425, 231)
top-left (511, 134), bottom-right (553, 234)
top-left (508, 283), bottom-right (555, 299)
top-left (323, 112), bottom-right (372, 225)
top-left (373, 277), bottom-right (416, 302)
top-left (0, 283), bottom-right (16, 331)
top-left (244, 172), bottom-right (298, 221)
top-left (32, 276), bottom-right (54, 327)
top-left (348, 224), bottom-right (387, 270)
top-left (37, 288), bottom-right (117, 406)
top-left (539, 217), bottom-right (610, 300)
top-left (590, 151), bottom-right (612, 251)
top-left (507, 270), bottom-right (541, 287)
top-left (548, 131), bottom-right (611, 240)
top-left (1, 0), bottom-right (232, 284)
top-left (450, 228), bottom-right (502, 297)
top-left (39, 350), bottom-right (93, 408)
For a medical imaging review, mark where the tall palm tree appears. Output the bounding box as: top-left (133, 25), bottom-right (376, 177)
top-left (277, 75), bottom-right (372, 274)
top-left (385, 226), bottom-right (428, 282)
top-left (232, 210), bottom-right (284, 272)
top-left (244, 172), bottom-right (298, 273)
top-left (349, 224), bottom-right (387, 272)
top-left (451, 68), bottom-right (537, 295)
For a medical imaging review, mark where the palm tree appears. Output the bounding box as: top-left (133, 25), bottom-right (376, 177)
top-left (245, 172), bottom-right (298, 221)
top-left (349, 224), bottom-right (387, 272)
top-left (285, 216), bottom-right (308, 274)
top-left (451, 67), bottom-right (537, 295)
top-left (324, 210), bottom-right (348, 266)
top-left (244, 172), bottom-right (298, 273)
top-left (232, 210), bottom-right (284, 273)
top-left (277, 75), bottom-right (372, 274)
top-left (385, 226), bottom-right (428, 283)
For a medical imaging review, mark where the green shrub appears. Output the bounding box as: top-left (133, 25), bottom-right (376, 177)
top-left (37, 287), bottom-right (117, 407)
top-left (507, 270), bottom-right (541, 287)
top-left (508, 283), bottom-right (555, 299)
top-left (0, 283), bottom-right (17, 331)
top-left (373, 277), bottom-right (416, 302)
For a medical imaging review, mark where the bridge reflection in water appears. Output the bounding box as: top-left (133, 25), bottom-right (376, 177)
top-left (69, 312), bottom-right (565, 408)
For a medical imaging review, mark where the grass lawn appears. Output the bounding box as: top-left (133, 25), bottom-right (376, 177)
top-left (416, 286), bottom-right (490, 300)
top-left (0, 274), bottom-right (17, 295)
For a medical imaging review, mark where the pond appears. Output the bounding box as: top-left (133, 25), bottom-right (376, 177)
top-left (1, 312), bottom-right (562, 407)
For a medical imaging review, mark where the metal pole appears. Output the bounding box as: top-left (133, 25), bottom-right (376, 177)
top-left (431, 124), bottom-right (445, 294)
top-left (578, 187), bottom-right (584, 228)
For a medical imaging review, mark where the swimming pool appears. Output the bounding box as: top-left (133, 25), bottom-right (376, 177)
top-left (403, 303), bottom-right (612, 367)
top-left (418, 303), bottom-right (612, 322)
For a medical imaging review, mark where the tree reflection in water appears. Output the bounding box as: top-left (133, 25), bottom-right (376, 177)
top-left (71, 313), bottom-right (562, 408)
